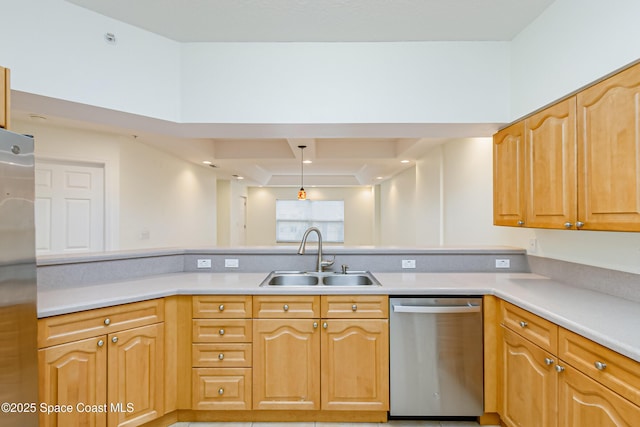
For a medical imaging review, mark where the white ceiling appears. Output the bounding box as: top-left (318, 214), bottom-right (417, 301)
top-left (19, 1), bottom-right (556, 186)
top-left (66, 0), bottom-right (555, 43)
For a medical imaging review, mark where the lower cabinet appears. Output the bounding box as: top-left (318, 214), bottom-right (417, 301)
top-left (499, 299), bottom-right (640, 427)
top-left (38, 300), bottom-right (165, 427)
top-left (252, 295), bottom-right (389, 412)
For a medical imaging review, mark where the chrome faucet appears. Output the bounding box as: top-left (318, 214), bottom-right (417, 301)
top-left (297, 227), bottom-right (334, 272)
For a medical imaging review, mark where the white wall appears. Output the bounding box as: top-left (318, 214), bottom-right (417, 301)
top-left (13, 119), bottom-right (218, 251)
top-left (510, 0), bottom-right (640, 119)
top-left (246, 187), bottom-right (375, 246)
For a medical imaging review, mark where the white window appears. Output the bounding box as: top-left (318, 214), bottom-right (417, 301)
top-left (276, 200), bottom-right (344, 243)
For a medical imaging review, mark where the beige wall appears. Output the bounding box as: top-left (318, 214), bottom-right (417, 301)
top-left (14, 119), bottom-right (218, 251)
top-left (246, 186), bottom-right (375, 246)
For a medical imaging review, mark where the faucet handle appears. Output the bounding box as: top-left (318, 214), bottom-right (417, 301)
top-left (321, 256), bottom-right (335, 270)
top-left (341, 264), bottom-right (349, 274)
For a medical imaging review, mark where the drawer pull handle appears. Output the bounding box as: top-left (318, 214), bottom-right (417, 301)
top-left (97, 340), bottom-right (104, 347)
top-left (555, 365), bottom-right (565, 373)
top-left (219, 304), bottom-right (225, 311)
top-left (517, 220), bottom-right (525, 226)
top-left (111, 336), bottom-right (118, 343)
top-left (283, 304), bottom-right (289, 312)
top-left (104, 318), bottom-right (111, 326)
top-left (219, 329), bottom-right (225, 336)
top-left (218, 388), bottom-right (224, 396)
top-left (594, 361), bottom-right (607, 371)
top-left (519, 321), bottom-right (528, 328)
top-left (544, 358), bottom-right (554, 366)
top-left (352, 304), bottom-right (358, 312)
top-left (218, 353), bottom-right (224, 360)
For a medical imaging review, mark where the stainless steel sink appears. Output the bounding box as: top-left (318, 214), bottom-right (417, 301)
top-left (260, 270), bottom-right (381, 287)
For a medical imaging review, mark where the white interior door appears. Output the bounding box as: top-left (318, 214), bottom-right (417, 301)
top-left (35, 160), bottom-right (105, 254)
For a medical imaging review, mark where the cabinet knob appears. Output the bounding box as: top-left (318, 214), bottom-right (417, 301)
top-left (594, 361), bottom-right (607, 371)
top-left (218, 304), bottom-right (225, 311)
top-left (313, 322), bottom-right (318, 329)
top-left (519, 321), bottom-right (528, 328)
top-left (517, 220), bottom-right (525, 226)
top-left (576, 221), bottom-right (585, 229)
top-left (218, 353), bottom-right (224, 360)
top-left (219, 329), bottom-right (225, 335)
top-left (352, 304), bottom-right (358, 312)
top-left (323, 322), bottom-right (328, 329)
top-left (283, 304), bottom-right (289, 312)
top-left (97, 339), bottom-right (104, 347)
top-left (564, 222), bottom-right (573, 229)
top-left (555, 365), bottom-right (565, 373)
top-left (544, 358), bottom-right (554, 366)
top-left (111, 336), bottom-right (118, 343)
top-left (104, 318), bottom-right (111, 326)
top-left (218, 388), bottom-right (224, 396)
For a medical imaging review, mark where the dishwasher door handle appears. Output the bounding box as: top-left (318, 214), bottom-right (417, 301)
top-left (392, 304), bottom-right (481, 314)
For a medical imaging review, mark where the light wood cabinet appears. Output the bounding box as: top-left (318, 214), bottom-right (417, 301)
top-left (493, 121), bottom-right (525, 226)
top-left (577, 62), bottom-right (640, 231)
top-left (494, 61), bottom-right (640, 232)
top-left (251, 295), bottom-right (388, 412)
top-left (38, 300), bottom-right (165, 427)
top-left (500, 326), bottom-right (557, 427)
top-left (320, 318), bottom-right (388, 411)
top-left (191, 295), bottom-right (253, 410)
top-left (498, 299), bottom-right (640, 427)
top-left (0, 65), bottom-right (9, 129)
top-left (525, 97), bottom-right (577, 229)
top-left (252, 318), bottom-right (321, 410)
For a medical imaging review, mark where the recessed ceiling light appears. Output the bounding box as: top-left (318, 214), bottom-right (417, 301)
top-left (376, 176), bottom-right (384, 180)
top-left (202, 161), bottom-right (212, 165)
top-left (400, 160), bottom-right (410, 163)
top-left (303, 160), bottom-right (312, 164)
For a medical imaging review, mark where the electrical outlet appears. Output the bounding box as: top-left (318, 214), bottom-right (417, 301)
top-left (402, 259), bottom-right (416, 269)
top-left (495, 259), bottom-right (510, 269)
top-left (225, 258), bottom-right (239, 268)
top-left (529, 238), bottom-right (538, 254)
top-left (197, 259), bottom-right (212, 269)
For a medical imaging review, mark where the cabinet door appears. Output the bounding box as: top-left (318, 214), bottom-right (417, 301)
top-left (38, 336), bottom-right (107, 427)
top-left (252, 319), bottom-right (320, 410)
top-left (500, 327), bottom-right (557, 427)
top-left (558, 364), bottom-right (640, 427)
top-left (525, 98), bottom-right (577, 229)
top-left (577, 62), bottom-right (640, 231)
top-left (494, 121), bottom-right (525, 226)
top-left (107, 323), bottom-right (164, 427)
top-left (321, 319), bottom-right (389, 411)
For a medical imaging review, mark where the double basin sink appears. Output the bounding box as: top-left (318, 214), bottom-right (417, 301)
top-left (260, 270), bottom-right (382, 287)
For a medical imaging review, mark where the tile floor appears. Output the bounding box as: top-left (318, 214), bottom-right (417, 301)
top-left (170, 421), bottom-right (498, 427)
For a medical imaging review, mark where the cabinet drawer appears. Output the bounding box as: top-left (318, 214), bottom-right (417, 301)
top-left (500, 300), bottom-right (557, 353)
top-left (38, 299), bottom-right (164, 348)
top-left (192, 343), bottom-right (252, 368)
top-left (321, 295), bottom-right (388, 318)
top-left (253, 295), bottom-right (320, 318)
top-left (192, 319), bottom-right (252, 343)
top-left (193, 295), bottom-right (252, 318)
top-left (192, 368), bottom-right (252, 410)
top-left (559, 327), bottom-right (640, 406)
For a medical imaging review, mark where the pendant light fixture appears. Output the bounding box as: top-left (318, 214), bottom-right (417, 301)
top-left (297, 145), bottom-right (307, 200)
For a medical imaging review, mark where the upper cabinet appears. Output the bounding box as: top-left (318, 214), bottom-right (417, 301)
top-left (0, 66), bottom-right (9, 129)
top-left (577, 62), bottom-right (640, 231)
top-left (493, 121), bottom-right (525, 226)
top-left (494, 61), bottom-right (640, 232)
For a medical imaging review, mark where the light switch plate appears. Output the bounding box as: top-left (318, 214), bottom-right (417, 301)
top-left (197, 259), bottom-right (212, 269)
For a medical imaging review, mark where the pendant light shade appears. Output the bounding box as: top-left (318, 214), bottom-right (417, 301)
top-left (298, 145), bottom-right (307, 200)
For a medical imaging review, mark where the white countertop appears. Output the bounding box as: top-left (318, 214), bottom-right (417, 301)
top-left (38, 271), bottom-right (640, 363)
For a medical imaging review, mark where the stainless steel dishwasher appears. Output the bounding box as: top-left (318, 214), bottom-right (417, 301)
top-left (389, 297), bottom-right (483, 418)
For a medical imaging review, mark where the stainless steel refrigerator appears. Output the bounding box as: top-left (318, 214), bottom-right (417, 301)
top-left (0, 129), bottom-right (38, 426)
